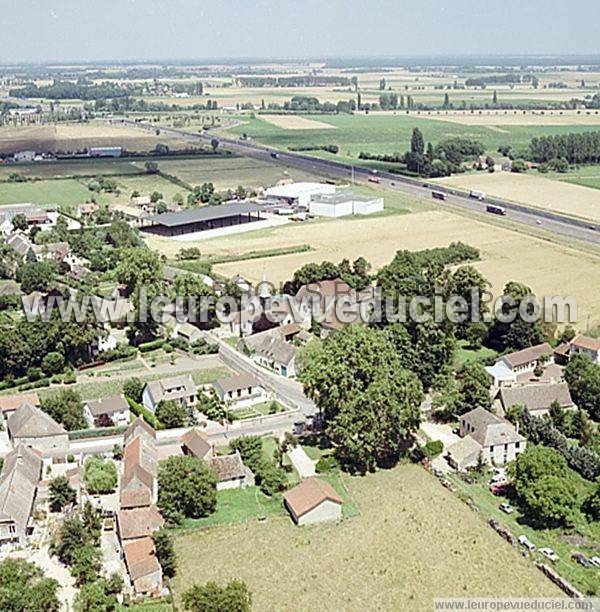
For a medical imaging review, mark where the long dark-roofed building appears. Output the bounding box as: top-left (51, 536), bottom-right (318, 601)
top-left (142, 202), bottom-right (262, 237)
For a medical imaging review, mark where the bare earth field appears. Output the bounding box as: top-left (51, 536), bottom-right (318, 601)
top-left (0, 123), bottom-right (192, 154)
top-left (259, 114), bottom-right (337, 130)
top-left (434, 173), bottom-right (600, 222)
top-left (145, 207), bottom-right (600, 327)
top-left (172, 464), bottom-right (561, 611)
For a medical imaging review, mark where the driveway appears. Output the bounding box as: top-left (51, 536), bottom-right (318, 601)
top-left (420, 421), bottom-right (460, 449)
top-left (287, 445), bottom-right (316, 478)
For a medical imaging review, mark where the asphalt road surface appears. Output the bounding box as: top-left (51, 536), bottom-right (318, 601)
top-left (116, 118), bottom-right (600, 246)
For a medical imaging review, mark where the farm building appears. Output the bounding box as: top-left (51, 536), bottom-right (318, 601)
top-left (284, 477), bottom-right (343, 526)
top-left (265, 182), bottom-right (335, 209)
top-left (142, 202), bottom-right (262, 237)
top-left (309, 191), bottom-right (384, 217)
top-left (89, 146), bottom-right (122, 157)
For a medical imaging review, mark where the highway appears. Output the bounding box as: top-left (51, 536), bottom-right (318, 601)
top-left (115, 118), bottom-right (600, 247)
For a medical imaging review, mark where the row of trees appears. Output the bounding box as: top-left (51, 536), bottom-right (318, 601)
top-left (530, 131), bottom-right (600, 164)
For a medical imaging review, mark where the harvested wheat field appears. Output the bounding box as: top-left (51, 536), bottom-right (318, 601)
top-left (172, 464), bottom-right (562, 611)
top-left (259, 114), bottom-right (337, 130)
top-left (0, 122), bottom-right (191, 154)
top-left (436, 173), bottom-right (600, 222)
top-left (147, 207), bottom-right (600, 326)
top-left (422, 110), bottom-right (600, 126)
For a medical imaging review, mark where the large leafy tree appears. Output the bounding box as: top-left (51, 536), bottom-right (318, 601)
top-left (0, 559), bottom-right (59, 612)
top-left (153, 529), bottom-right (177, 578)
top-left (83, 457), bottom-right (118, 494)
top-left (449, 265), bottom-right (490, 339)
top-left (41, 389), bottom-right (86, 431)
top-left (565, 353), bottom-right (600, 421)
top-left (300, 326), bottom-right (423, 472)
top-left (156, 399), bottom-right (188, 429)
top-left (48, 476), bottom-right (76, 512)
top-left (158, 455), bottom-right (217, 523)
top-left (171, 273), bottom-right (217, 327)
top-left (182, 580), bottom-right (252, 612)
top-left (525, 475), bottom-right (580, 527)
top-left (456, 362), bottom-right (492, 413)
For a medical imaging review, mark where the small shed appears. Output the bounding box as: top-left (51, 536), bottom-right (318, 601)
top-left (283, 477), bottom-right (343, 526)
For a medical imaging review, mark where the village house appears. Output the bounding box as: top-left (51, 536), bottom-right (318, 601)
top-left (0, 392), bottom-right (40, 423)
top-left (239, 328), bottom-right (299, 377)
top-left (446, 407), bottom-right (526, 470)
top-left (77, 202), bottom-right (99, 217)
top-left (0, 445), bottom-right (43, 549)
top-left (495, 382), bottom-right (574, 417)
top-left (6, 403), bottom-right (69, 461)
top-left (84, 395), bottom-right (131, 428)
top-left (496, 343), bottom-right (553, 376)
top-left (283, 477), bottom-right (343, 526)
top-left (142, 375), bottom-right (197, 413)
top-left (117, 506), bottom-right (164, 542)
top-left (121, 433), bottom-right (158, 503)
top-left (213, 373), bottom-right (266, 409)
top-left (569, 334), bottom-right (600, 364)
top-left (125, 417), bottom-right (157, 447)
top-left (208, 452), bottom-right (255, 491)
top-left (122, 536), bottom-right (163, 597)
top-left (181, 428), bottom-right (212, 461)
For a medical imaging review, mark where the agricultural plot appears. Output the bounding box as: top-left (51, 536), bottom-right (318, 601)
top-left (435, 173), bottom-right (600, 222)
top-left (0, 178), bottom-right (93, 209)
top-left (547, 165), bottom-right (600, 191)
top-left (172, 464), bottom-right (561, 610)
top-left (147, 197), bottom-right (600, 327)
top-left (259, 114), bottom-right (337, 130)
top-left (0, 122), bottom-right (193, 155)
top-left (0, 158), bottom-right (144, 180)
top-left (223, 113), bottom-right (600, 159)
top-left (152, 155), bottom-right (322, 191)
top-left (422, 109), bottom-right (600, 127)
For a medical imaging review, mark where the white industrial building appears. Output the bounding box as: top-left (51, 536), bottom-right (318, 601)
top-left (309, 191), bottom-right (384, 218)
top-left (89, 146), bottom-right (122, 158)
top-left (265, 182), bottom-right (336, 209)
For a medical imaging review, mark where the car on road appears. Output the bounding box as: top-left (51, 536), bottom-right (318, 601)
top-left (518, 535), bottom-right (536, 552)
top-left (270, 152), bottom-right (279, 159)
top-left (539, 548), bottom-right (559, 562)
top-left (499, 503), bottom-right (514, 514)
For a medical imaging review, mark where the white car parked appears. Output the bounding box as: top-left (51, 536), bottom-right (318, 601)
top-left (539, 548), bottom-right (559, 562)
top-left (518, 535), bottom-right (536, 552)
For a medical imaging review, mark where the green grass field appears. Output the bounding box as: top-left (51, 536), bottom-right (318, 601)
top-left (223, 113), bottom-right (600, 160)
top-left (0, 158), bottom-right (144, 180)
top-left (447, 470), bottom-right (600, 596)
top-left (171, 464), bottom-right (562, 610)
top-left (547, 165), bottom-right (600, 191)
top-left (0, 178), bottom-right (93, 209)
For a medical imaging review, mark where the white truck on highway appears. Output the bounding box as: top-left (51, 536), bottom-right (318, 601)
top-left (469, 189), bottom-right (486, 201)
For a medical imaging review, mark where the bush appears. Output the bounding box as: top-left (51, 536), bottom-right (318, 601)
top-left (138, 339), bottom-right (165, 353)
top-left (423, 440), bottom-right (444, 458)
top-left (315, 456), bottom-right (339, 473)
top-left (126, 397), bottom-right (161, 429)
top-left (83, 457), bottom-right (118, 494)
top-left (163, 343), bottom-right (174, 353)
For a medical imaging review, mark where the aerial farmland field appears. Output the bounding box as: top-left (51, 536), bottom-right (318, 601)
top-left (434, 172), bottom-right (600, 222)
top-left (171, 464), bottom-right (562, 610)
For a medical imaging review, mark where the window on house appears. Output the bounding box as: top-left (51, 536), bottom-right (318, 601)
top-left (515, 442), bottom-right (520, 449)
top-left (489, 445), bottom-right (494, 452)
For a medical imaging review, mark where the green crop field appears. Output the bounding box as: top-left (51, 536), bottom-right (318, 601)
top-left (0, 178), bottom-right (94, 209)
top-left (222, 113), bottom-right (600, 159)
top-left (0, 158), bottom-right (144, 180)
top-left (547, 165), bottom-right (600, 191)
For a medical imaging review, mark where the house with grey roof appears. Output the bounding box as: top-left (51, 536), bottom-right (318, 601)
top-left (142, 375), bottom-right (197, 413)
top-left (7, 403), bottom-right (69, 460)
top-left (497, 342), bottom-right (553, 375)
top-left (0, 445), bottom-right (43, 548)
top-left (208, 452), bottom-right (254, 491)
top-left (181, 428), bottom-right (212, 461)
top-left (570, 334), bottom-right (600, 364)
top-left (84, 395), bottom-right (131, 427)
top-left (239, 328), bottom-right (299, 377)
top-left (446, 407), bottom-right (526, 469)
top-left (495, 382), bottom-right (574, 417)
top-left (212, 373), bottom-right (266, 408)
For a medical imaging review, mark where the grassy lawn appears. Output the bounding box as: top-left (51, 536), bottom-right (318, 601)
top-left (0, 178), bottom-right (93, 212)
top-left (447, 471), bottom-right (600, 596)
top-left (172, 464), bottom-right (561, 610)
top-left (547, 165), bottom-right (600, 191)
top-left (34, 366), bottom-right (230, 401)
top-left (455, 340), bottom-right (499, 365)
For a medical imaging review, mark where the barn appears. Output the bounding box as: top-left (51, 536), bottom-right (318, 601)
top-left (141, 202), bottom-right (262, 237)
